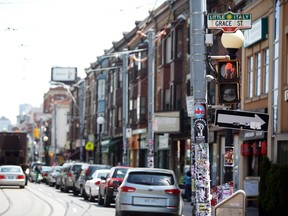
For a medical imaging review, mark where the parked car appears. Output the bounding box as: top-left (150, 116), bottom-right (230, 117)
top-left (29, 164), bottom-right (51, 183)
top-left (84, 169), bottom-right (110, 202)
top-left (60, 162), bottom-right (84, 193)
top-left (55, 162), bottom-right (71, 189)
top-left (98, 166), bottom-right (129, 207)
top-left (73, 163), bottom-right (112, 198)
top-left (47, 165), bottom-right (62, 187)
top-left (115, 168), bottom-right (183, 216)
top-left (28, 161), bottom-right (45, 182)
top-left (0, 165), bottom-right (26, 188)
top-left (41, 166), bottom-right (52, 183)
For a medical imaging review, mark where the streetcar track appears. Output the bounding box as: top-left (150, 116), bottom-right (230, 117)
top-left (0, 189), bottom-right (13, 216)
top-left (1, 184), bottom-right (104, 216)
top-left (26, 187), bottom-right (55, 216)
top-left (65, 199), bottom-right (93, 216)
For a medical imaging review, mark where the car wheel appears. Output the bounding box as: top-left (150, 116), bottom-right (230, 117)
top-left (103, 189), bottom-right (111, 207)
top-left (73, 186), bottom-right (79, 196)
top-left (56, 184), bottom-right (60, 189)
top-left (83, 190), bottom-right (88, 200)
top-left (115, 211), bottom-right (123, 216)
top-left (89, 190), bottom-right (95, 202)
top-left (63, 182), bottom-right (69, 193)
top-left (98, 193), bottom-right (103, 205)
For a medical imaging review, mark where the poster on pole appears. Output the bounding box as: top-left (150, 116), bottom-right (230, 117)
top-left (224, 147), bottom-right (234, 167)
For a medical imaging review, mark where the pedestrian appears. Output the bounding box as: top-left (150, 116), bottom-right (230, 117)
top-left (34, 164), bottom-right (42, 184)
top-left (182, 170), bottom-right (192, 202)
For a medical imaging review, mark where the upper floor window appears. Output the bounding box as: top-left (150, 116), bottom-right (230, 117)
top-left (165, 34), bottom-right (172, 64)
top-left (248, 56), bottom-right (254, 98)
top-left (255, 52), bottom-right (261, 96)
top-left (175, 28), bottom-right (183, 59)
top-left (264, 49), bottom-right (269, 94)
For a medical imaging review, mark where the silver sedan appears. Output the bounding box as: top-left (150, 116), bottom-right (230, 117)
top-left (0, 165), bottom-right (26, 188)
top-left (115, 168), bottom-right (183, 216)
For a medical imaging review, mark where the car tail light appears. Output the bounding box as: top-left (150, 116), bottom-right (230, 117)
top-left (165, 189), bottom-right (181, 195)
top-left (0, 175), bottom-right (5, 179)
top-left (108, 179), bottom-right (121, 188)
top-left (95, 180), bottom-right (101, 185)
top-left (68, 172), bottom-right (72, 177)
top-left (120, 186), bottom-right (136, 192)
top-left (42, 173), bottom-right (47, 177)
top-left (17, 175), bottom-right (25, 179)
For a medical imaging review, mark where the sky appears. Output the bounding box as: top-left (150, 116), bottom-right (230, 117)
top-left (0, 0), bottom-right (166, 124)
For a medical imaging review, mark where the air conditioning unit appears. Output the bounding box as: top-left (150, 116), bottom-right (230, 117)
top-left (285, 90), bottom-right (288, 102)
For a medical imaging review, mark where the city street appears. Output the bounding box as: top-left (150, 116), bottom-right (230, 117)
top-left (0, 182), bottom-right (192, 216)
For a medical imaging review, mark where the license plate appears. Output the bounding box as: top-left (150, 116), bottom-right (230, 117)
top-left (7, 176), bottom-right (15, 179)
top-left (133, 197), bottom-right (166, 206)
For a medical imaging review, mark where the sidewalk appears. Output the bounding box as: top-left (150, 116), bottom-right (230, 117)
top-left (182, 202), bottom-right (259, 216)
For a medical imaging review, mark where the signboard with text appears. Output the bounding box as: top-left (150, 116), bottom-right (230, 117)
top-left (207, 12), bottom-right (252, 33)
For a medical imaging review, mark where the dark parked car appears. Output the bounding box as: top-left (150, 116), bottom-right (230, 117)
top-left (60, 162), bottom-right (84, 193)
top-left (73, 163), bottom-right (112, 198)
top-left (47, 165), bottom-right (61, 187)
top-left (55, 162), bottom-right (71, 189)
top-left (98, 166), bottom-right (129, 207)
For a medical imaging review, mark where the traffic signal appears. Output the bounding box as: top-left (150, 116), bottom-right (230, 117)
top-left (217, 60), bottom-right (240, 104)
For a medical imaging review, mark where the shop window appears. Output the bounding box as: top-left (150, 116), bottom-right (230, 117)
top-left (277, 141), bottom-right (288, 165)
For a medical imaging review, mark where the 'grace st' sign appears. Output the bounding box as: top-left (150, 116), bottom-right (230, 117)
top-left (207, 12), bottom-right (252, 33)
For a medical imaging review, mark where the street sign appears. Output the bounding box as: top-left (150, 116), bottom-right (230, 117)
top-left (215, 109), bottom-right (269, 131)
top-left (207, 12), bottom-right (252, 33)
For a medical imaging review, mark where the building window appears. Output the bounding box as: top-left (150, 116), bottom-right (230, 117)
top-left (157, 89), bottom-right (163, 110)
top-left (277, 141), bottom-right (288, 165)
top-left (117, 107), bottom-right (122, 128)
top-left (248, 56), bottom-right (254, 98)
top-left (175, 28), bottom-right (183, 59)
top-left (264, 49), bottom-right (269, 94)
top-left (286, 35), bottom-right (288, 84)
top-left (165, 88), bottom-right (170, 111)
top-left (140, 97), bottom-right (146, 121)
top-left (165, 35), bottom-right (172, 64)
top-left (98, 79), bottom-right (105, 101)
top-left (272, 0), bottom-right (280, 134)
top-left (255, 52), bottom-right (261, 96)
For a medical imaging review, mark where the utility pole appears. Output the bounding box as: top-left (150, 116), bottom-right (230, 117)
top-left (39, 117), bottom-right (43, 163)
top-left (79, 80), bottom-right (85, 162)
top-left (147, 29), bottom-right (155, 168)
top-left (122, 49), bottom-right (129, 166)
top-left (54, 103), bottom-right (57, 164)
top-left (189, 0), bottom-right (211, 215)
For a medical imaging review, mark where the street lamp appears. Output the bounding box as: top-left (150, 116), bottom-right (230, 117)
top-left (221, 30), bottom-right (244, 59)
top-left (42, 135), bottom-right (49, 165)
top-left (97, 116), bottom-right (105, 164)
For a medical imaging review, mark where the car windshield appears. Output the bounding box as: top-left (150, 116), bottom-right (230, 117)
top-left (113, 168), bottom-right (128, 178)
top-left (94, 171), bottom-right (109, 179)
top-left (127, 172), bottom-right (174, 186)
top-left (0, 167), bottom-right (21, 173)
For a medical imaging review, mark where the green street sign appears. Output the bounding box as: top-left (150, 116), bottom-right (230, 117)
top-left (207, 12), bottom-right (252, 33)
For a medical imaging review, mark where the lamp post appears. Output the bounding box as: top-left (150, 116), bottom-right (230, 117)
top-left (42, 135), bottom-right (49, 164)
top-left (97, 116), bottom-right (105, 164)
top-left (221, 29), bottom-right (244, 191)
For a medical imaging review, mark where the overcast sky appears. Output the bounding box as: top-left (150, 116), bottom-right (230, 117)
top-left (0, 0), bottom-right (165, 124)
